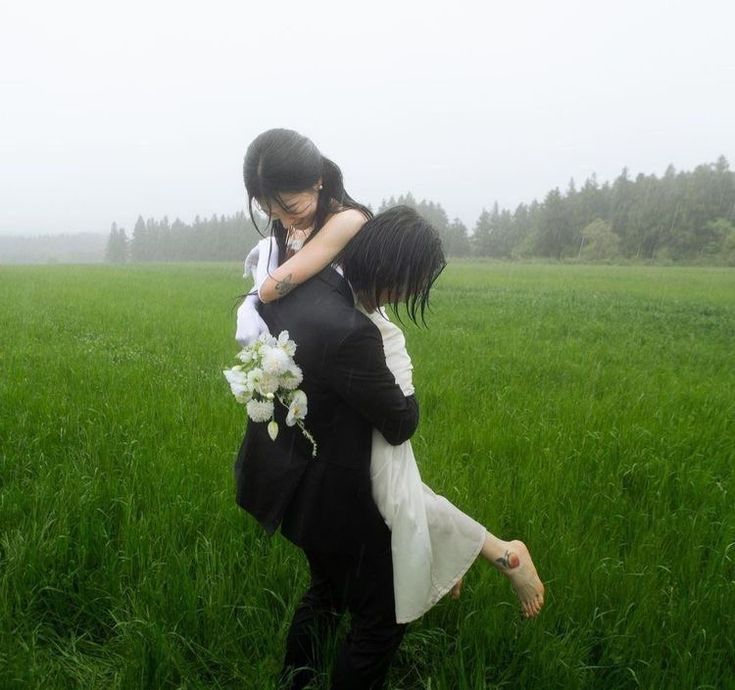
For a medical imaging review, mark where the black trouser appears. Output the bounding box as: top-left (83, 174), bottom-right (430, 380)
top-left (280, 544), bottom-right (407, 690)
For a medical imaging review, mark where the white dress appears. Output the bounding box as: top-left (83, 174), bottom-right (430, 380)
top-left (361, 307), bottom-right (487, 624)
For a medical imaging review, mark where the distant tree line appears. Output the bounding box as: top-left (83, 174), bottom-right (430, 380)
top-left (104, 213), bottom-right (264, 264)
top-left (107, 155), bottom-right (735, 265)
top-left (462, 155), bottom-right (734, 263)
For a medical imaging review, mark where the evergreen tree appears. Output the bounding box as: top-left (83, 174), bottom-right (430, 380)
top-left (105, 222), bottom-right (118, 263)
top-left (105, 222), bottom-right (128, 263)
top-left (534, 188), bottom-right (569, 258)
top-left (472, 208), bottom-right (494, 256)
top-left (130, 215), bottom-right (147, 261)
top-left (445, 218), bottom-right (471, 257)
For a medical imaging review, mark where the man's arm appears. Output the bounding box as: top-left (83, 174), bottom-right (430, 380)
top-left (326, 321), bottom-right (419, 445)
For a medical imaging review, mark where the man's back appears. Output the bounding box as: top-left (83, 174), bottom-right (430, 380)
top-left (234, 267), bottom-right (419, 554)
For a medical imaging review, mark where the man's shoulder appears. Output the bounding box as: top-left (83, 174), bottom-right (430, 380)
top-left (301, 266), bottom-right (349, 298)
top-left (274, 267), bottom-right (345, 303)
top-left (263, 268), bottom-right (374, 342)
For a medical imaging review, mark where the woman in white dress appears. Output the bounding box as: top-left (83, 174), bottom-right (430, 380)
top-left (237, 128), bottom-right (544, 621)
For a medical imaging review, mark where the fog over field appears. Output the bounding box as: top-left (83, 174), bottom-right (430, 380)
top-left (2, 0), bottom-right (734, 242)
top-left (3, 4), bottom-right (735, 685)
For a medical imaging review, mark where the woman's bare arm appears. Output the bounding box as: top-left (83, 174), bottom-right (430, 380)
top-left (259, 208), bottom-right (368, 303)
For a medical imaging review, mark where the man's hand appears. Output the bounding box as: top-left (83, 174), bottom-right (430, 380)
top-left (327, 322), bottom-right (419, 445)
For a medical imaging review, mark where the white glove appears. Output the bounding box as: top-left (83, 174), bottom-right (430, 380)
top-left (243, 242), bottom-right (260, 279)
top-left (235, 293), bottom-right (268, 347)
top-left (235, 237), bottom-right (280, 347)
top-left (254, 236), bottom-right (279, 299)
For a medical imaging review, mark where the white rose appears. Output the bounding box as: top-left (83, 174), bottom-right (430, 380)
top-left (258, 332), bottom-right (278, 348)
top-left (257, 372), bottom-right (279, 396)
top-left (223, 368), bottom-right (251, 398)
top-left (279, 364), bottom-right (303, 390)
top-left (247, 368), bottom-right (263, 390)
top-left (261, 346), bottom-right (291, 376)
top-left (237, 348), bottom-right (255, 364)
top-left (277, 331), bottom-right (297, 357)
top-left (246, 399), bottom-right (274, 423)
top-left (286, 390), bottom-right (308, 427)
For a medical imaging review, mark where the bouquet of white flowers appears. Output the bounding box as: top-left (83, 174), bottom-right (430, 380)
top-left (223, 331), bottom-right (317, 457)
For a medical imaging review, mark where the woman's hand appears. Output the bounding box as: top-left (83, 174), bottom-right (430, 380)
top-left (235, 293), bottom-right (269, 346)
top-left (236, 237), bottom-right (279, 346)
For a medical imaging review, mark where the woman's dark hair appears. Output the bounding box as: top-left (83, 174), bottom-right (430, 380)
top-left (243, 128), bottom-right (372, 258)
top-left (339, 205), bottom-right (446, 325)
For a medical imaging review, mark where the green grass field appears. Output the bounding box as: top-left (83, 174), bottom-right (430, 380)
top-left (1, 262), bottom-right (734, 689)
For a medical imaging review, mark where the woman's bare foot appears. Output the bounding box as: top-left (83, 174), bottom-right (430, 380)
top-left (500, 540), bottom-right (545, 618)
top-left (482, 533), bottom-right (545, 618)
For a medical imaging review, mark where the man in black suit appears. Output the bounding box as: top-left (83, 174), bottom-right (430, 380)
top-left (234, 206), bottom-right (446, 689)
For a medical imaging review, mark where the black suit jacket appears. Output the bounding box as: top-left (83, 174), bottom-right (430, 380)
top-left (234, 268), bottom-right (419, 555)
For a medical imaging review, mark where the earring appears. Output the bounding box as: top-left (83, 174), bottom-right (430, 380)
top-left (318, 184), bottom-right (323, 190)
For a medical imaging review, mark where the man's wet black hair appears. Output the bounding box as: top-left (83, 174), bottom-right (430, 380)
top-left (339, 205), bottom-right (446, 325)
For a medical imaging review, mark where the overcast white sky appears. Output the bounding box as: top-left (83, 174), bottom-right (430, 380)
top-left (1, 0), bottom-right (733, 236)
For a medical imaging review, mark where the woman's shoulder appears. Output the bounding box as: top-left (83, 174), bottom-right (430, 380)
top-left (324, 205), bottom-right (370, 230)
top-left (305, 206), bottom-right (369, 250)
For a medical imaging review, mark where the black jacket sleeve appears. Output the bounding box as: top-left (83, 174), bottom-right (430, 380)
top-left (326, 321), bottom-right (419, 445)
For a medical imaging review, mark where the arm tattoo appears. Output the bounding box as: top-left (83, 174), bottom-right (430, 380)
top-left (275, 273), bottom-right (297, 297)
top-left (496, 550), bottom-right (511, 569)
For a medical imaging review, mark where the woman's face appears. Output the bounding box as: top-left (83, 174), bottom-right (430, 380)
top-left (256, 182), bottom-right (321, 229)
